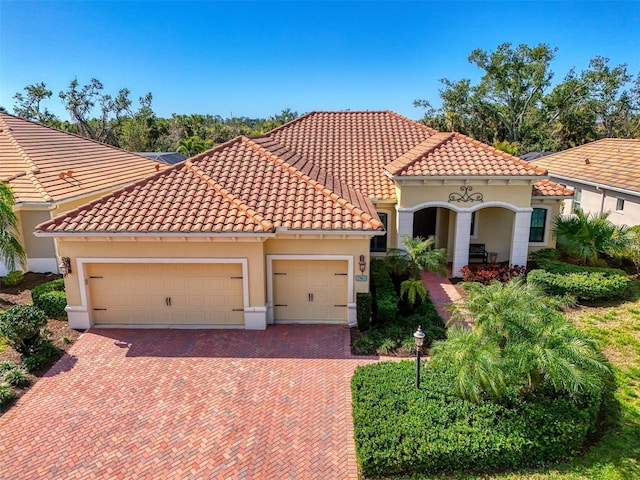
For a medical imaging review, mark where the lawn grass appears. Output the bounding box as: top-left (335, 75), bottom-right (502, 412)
top-left (370, 281), bottom-right (640, 480)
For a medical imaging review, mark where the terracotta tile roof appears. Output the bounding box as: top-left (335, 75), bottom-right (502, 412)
top-left (532, 138), bottom-right (640, 194)
top-left (37, 136), bottom-right (383, 234)
top-left (264, 111), bottom-right (436, 200)
top-left (0, 112), bottom-right (167, 203)
top-left (386, 133), bottom-right (548, 177)
top-left (532, 179), bottom-right (573, 197)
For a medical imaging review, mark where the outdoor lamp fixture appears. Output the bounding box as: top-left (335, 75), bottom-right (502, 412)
top-left (414, 326), bottom-right (425, 388)
top-left (359, 255), bottom-right (367, 273)
top-left (58, 257), bottom-right (72, 277)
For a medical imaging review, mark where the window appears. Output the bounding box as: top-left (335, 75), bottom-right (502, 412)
top-left (470, 211), bottom-right (477, 237)
top-left (370, 212), bottom-right (388, 252)
top-left (616, 198), bottom-right (625, 212)
top-left (573, 188), bottom-right (582, 213)
top-left (529, 208), bottom-right (547, 243)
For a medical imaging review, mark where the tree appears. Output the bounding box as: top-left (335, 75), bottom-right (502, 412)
top-left (177, 135), bottom-right (214, 157)
top-left (12, 83), bottom-right (59, 125)
top-left (0, 183), bottom-right (26, 272)
top-left (553, 209), bottom-right (632, 265)
top-left (431, 280), bottom-right (609, 404)
top-left (385, 235), bottom-right (446, 308)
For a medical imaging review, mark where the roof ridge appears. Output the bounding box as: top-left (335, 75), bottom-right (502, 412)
top-left (385, 132), bottom-right (454, 175)
top-left (240, 136), bottom-right (382, 228)
top-left (384, 110), bottom-right (438, 135)
top-left (454, 133), bottom-right (549, 176)
top-left (184, 157), bottom-right (274, 232)
top-left (0, 114), bottom-right (53, 200)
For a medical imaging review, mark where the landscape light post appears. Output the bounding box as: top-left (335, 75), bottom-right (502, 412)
top-left (414, 326), bottom-right (425, 388)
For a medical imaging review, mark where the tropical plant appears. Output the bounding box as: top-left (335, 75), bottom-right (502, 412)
top-left (431, 280), bottom-right (609, 403)
top-left (553, 209), bottom-right (633, 265)
top-left (384, 235), bottom-right (446, 307)
top-left (0, 183), bottom-right (26, 272)
top-left (177, 135), bottom-right (214, 157)
top-left (0, 305), bottom-right (48, 356)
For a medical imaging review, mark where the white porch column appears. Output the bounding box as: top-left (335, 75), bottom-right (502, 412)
top-left (452, 211), bottom-right (472, 276)
top-left (396, 209), bottom-right (413, 247)
top-left (510, 209), bottom-right (532, 267)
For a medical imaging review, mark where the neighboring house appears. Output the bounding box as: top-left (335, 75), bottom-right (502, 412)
top-left (35, 111), bottom-right (571, 330)
top-left (532, 139), bottom-right (640, 226)
top-left (0, 112), bottom-right (168, 274)
top-left (136, 152), bottom-right (188, 165)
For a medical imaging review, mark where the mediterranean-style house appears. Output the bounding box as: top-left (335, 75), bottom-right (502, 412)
top-left (0, 112), bottom-right (167, 274)
top-left (35, 111), bottom-right (572, 330)
top-left (532, 138), bottom-right (640, 226)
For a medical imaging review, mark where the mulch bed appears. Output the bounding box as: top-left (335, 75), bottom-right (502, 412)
top-left (0, 273), bottom-right (82, 414)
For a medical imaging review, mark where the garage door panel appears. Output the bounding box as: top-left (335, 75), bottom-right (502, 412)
top-left (273, 260), bottom-right (348, 322)
top-left (87, 263), bottom-right (244, 326)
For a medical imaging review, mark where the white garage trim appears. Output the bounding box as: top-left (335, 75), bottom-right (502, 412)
top-left (266, 255), bottom-right (355, 326)
top-left (68, 257), bottom-right (253, 330)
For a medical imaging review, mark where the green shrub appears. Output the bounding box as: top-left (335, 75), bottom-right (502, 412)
top-left (2, 270), bottom-right (23, 287)
top-left (2, 367), bottom-right (29, 387)
top-left (0, 305), bottom-right (48, 355)
top-left (0, 382), bottom-right (15, 406)
top-left (539, 260), bottom-right (626, 277)
top-left (528, 269), bottom-right (629, 300)
top-left (352, 360), bottom-right (603, 477)
top-left (22, 341), bottom-right (61, 372)
top-left (0, 360), bottom-right (17, 372)
top-left (528, 247), bottom-right (559, 267)
top-left (356, 292), bottom-right (372, 332)
top-left (31, 279), bottom-right (67, 318)
top-left (371, 259), bottom-right (398, 323)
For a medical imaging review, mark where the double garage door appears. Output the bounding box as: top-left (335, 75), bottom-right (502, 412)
top-left (87, 263), bottom-right (244, 326)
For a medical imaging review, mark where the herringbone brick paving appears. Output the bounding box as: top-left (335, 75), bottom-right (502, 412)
top-left (0, 325), bottom-right (373, 479)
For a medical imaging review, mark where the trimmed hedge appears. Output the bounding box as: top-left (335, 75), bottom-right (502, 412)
top-left (528, 263), bottom-right (629, 300)
top-left (356, 292), bottom-right (372, 332)
top-left (370, 259), bottom-right (398, 323)
top-left (31, 279), bottom-right (67, 318)
top-left (351, 360), bottom-right (602, 477)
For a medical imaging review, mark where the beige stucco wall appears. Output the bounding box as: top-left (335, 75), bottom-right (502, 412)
top-left (264, 237), bottom-right (372, 296)
top-left (396, 182), bottom-right (534, 209)
top-left (563, 184), bottom-right (640, 227)
top-left (56, 239), bottom-right (267, 307)
top-left (474, 207), bottom-right (515, 263)
top-left (18, 209), bottom-right (56, 259)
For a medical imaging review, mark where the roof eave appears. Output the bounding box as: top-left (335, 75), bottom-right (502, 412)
top-left (547, 173), bottom-right (640, 198)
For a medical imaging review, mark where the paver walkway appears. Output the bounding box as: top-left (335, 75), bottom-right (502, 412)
top-left (422, 271), bottom-right (467, 327)
top-left (0, 326), bottom-right (374, 480)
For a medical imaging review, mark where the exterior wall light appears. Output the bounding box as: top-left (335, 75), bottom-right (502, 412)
top-left (59, 257), bottom-right (72, 277)
top-left (359, 254), bottom-right (367, 273)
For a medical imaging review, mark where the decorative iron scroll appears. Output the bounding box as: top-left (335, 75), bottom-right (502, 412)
top-left (448, 186), bottom-right (483, 203)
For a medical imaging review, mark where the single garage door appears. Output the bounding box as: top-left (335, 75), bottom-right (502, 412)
top-left (272, 260), bottom-right (348, 322)
top-left (87, 263), bottom-right (244, 326)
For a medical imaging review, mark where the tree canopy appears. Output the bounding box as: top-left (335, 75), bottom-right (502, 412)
top-left (10, 78), bottom-right (299, 156)
top-left (415, 43), bottom-right (640, 153)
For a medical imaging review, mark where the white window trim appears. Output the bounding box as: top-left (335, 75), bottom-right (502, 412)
top-left (615, 198), bottom-right (625, 213)
top-left (528, 206), bottom-right (551, 247)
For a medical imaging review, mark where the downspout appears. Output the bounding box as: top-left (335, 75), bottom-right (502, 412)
top-left (597, 186), bottom-right (606, 214)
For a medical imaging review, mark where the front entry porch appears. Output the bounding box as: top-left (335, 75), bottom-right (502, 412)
top-left (397, 202), bottom-right (532, 276)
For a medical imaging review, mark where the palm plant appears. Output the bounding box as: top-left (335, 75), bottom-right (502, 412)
top-left (0, 183), bottom-right (26, 272)
top-left (385, 235), bottom-right (446, 307)
top-left (431, 279), bottom-right (609, 403)
top-left (553, 208), bottom-right (632, 265)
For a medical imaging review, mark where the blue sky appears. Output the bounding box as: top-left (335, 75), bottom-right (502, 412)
top-left (1, 1), bottom-right (638, 121)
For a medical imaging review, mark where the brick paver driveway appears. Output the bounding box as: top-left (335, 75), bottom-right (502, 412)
top-left (0, 326), bottom-right (373, 479)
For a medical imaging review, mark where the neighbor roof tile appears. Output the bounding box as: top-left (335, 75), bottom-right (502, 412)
top-left (0, 112), bottom-right (167, 203)
top-left (532, 138), bottom-right (640, 194)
